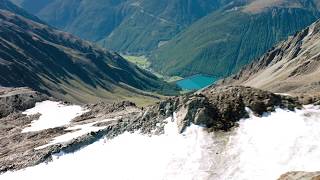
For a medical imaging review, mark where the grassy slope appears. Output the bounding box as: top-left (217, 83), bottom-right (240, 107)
top-left (150, 6), bottom-right (319, 78)
top-left (122, 55), bottom-right (151, 69)
top-left (0, 5), bottom-right (177, 106)
top-left (123, 55), bottom-right (184, 82)
top-left (40, 76), bottom-right (162, 106)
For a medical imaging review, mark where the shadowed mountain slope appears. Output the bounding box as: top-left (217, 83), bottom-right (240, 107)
top-left (11, 0), bottom-right (232, 53)
top-left (0, 1), bottom-right (177, 105)
top-left (0, 0), bottom-right (42, 23)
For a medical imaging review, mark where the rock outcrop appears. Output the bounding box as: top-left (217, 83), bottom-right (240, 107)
top-left (278, 171), bottom-right (320, 180)
top-left (0, 87), bottom-right (48, 118)
top-left (173, 86), bottom-right (301, 132)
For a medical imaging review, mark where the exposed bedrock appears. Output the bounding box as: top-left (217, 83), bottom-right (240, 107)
top-left (172, 85), bottom-right (301, 132)
top-left (278, 171), bottom-right (320, 180)
top-left (0, 85), bottom-right (303, 173)
top-left (0, 87), bottom-right (48, 118)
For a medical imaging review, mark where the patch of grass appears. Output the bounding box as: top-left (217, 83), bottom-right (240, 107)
top-left (167, 76), bottom-right (184, 82)
top-left (39, 75), bottom-right (164, 107)
top-left (122, 55), bottom-right (151, 69)
top-left (122, 54), bottom-right (184, 83)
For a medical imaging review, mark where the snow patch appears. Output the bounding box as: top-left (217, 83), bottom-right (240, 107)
top-left (275, 92), bottom-right (292, 96)
top-left (22, 101), bottom-right (87, 133)
top-left (3, 106), bottom-right (320, 180)
top-left (35, 119), bottom-right (114, 150)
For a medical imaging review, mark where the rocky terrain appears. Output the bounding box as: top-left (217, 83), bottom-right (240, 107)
top-left (278, 171), bottom-right (320, 180)
top-left (0, 87), bottom-right (48, 118)
top-left (1, 1), bottom-right (319, 179)
top-left (0, 88), bottom-right (139, 172)
top-left (215, 18), bottom-right (320, 180)
top-left (220, 19), bottom-right (320, 99)
top-left (0, 85), bottom-right (303, 173)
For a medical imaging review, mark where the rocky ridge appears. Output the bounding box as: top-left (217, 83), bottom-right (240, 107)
top-left (220, 19), bottom-right (320, 98)
top-left (175, 85), bottom-right (301, 132)
top-left (0, 85), bottom-right (303, 173)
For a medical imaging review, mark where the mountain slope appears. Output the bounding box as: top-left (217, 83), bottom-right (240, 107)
top-left (99, 0), bottom-right (231, 53)
top-left (0, 2), bottom-right (176, 105)
top-left (220, 19), bottom-right (320, 96)
top-left (150, 0), bottom-right (320, 77)
top-left (0, 0), bottom-right (42, 23)
top-left (12, 0), bottom-right (53, 14)
top-left (11, 0), bottom-right (231, 53)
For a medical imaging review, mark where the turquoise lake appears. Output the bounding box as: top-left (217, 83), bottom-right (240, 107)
top-left (176, 74), bottom-right (218, 91)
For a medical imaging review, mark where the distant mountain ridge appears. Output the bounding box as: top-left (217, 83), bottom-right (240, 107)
top-left (0, 0), bottom-right (175, 105)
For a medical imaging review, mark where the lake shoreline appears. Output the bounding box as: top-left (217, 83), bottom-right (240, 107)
top-left (176, 74), bottom-right (218, 91)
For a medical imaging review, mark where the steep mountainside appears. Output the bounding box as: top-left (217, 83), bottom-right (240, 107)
top-left (10, 0), bottom-right (231, 53)
top-left (0, 1), bottom-right (176, 105)
top-left (99, 0), bottom-right (231, 53)
top-left (220, 19), bottom-right (320, 97)
top-left (11, 0), bottom-right (53, 14)
top-left (0, 0), bottom-right (42, 23)
top-left (150, 0), bottom-right (320, 77)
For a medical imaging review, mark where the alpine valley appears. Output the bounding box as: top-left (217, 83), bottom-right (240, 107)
top-left (1, 0), bottom-right (320, 180)
top-left (0, 0), bottom-right (177, 105)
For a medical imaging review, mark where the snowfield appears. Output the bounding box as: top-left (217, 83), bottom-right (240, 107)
top-left (2, 105), bottom-right (320, 180)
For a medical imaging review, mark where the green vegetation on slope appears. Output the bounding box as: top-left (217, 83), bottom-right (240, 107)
top-left (13, 0), bottom-right (232, 53)
top-left (122, 55), bottom-right (151, 69)
top-left (122, 55), bottom-right (183, 83)
top-left (10, 0), bottom-right (320, 93)
top-left (150, 5), bottom-right (320, 78)
top-left (0, 2), bottom-right (178, 106)
top-left (100, 0), bottom-right (232, 53)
